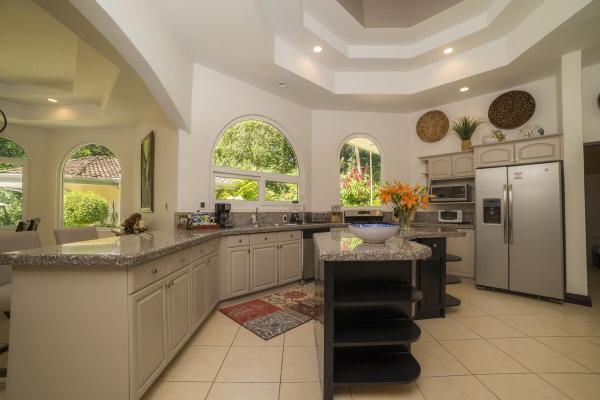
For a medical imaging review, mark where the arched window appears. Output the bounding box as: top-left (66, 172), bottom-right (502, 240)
top-left (62, 144), bottom-right (121, 227)
top-left (212, 119), bottom-right (300, 203)
top-left (339, 136), bottom-right (381, 207)
top-left (0, 137), bottom-right (27, 227)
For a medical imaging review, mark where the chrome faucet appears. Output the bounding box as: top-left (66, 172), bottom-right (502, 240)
top-left (251, 207), bottom-right (259, 226)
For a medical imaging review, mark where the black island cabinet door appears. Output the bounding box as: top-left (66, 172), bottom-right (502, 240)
top-left (415, 238), bottom-right (446, 319)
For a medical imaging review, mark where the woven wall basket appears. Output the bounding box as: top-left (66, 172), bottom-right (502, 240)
top-left (488, 90), bottom-right (536, 129)
top-left (416, 110), bottom-right (449, 143)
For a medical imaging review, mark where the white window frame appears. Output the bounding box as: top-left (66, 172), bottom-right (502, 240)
top-left (0, 156), bottom-right (29, 230)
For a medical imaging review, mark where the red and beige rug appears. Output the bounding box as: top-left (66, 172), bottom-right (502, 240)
top-left (220, 283), bottom-right (318, 340)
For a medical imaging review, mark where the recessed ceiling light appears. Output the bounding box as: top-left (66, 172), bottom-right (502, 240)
top-left (47, 98), bottom-right (58, 103)
top-left (313, 45), bottom-right (323, 53)
top-left (278, 82), bottom-right (288, 88)
top-left (459, 87), bottom-right (470, 92)
top-left (443, 47), bottom-right (454, 55)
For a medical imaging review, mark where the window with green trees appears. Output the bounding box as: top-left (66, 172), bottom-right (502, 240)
top-left (0, 137), bottom-right (27, 226)
top-left (213, 119), bottom-right (300, 203)
top-left (339, 137), bottom-right (381, 207)
top-left (62, 144), bottom-right (121, 227)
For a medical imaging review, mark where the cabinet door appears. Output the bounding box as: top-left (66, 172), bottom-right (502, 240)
top-left (451, 153), bottom-right (474, 177)
top-left (428, 156), bottom-right (453, 179)
top-left (251, 244), bottom-right (279, 292)
top-left (206, 254), bottom-right (219, 309)
top-left (191, 260), bottom-right (207, 327)
top-left (415, 238), bottom-right (446, 320)
top-left (130, 280), bottom-right (168, 398)
top-left (474, 143), bottom-right (514, 168)
top-left (229, 248), bottom-right (250, 297)
top-left (279, 241), bottom-right (301, 285)
top-left (446, 229), bottom-right (475, 278)
top-left (514, 136), bottom-right (562, 164)
top-left (167, 268), bottom-right (191, 355)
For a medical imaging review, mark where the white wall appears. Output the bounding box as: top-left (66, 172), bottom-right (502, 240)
top-left (583, 63), bottom-right (600, 143)
top-left (408, 76), bottom-right (560, 184)
top-left (177, 64), bottom-right (312, 212)
top-left (310, 110), bottom-right (410, 211)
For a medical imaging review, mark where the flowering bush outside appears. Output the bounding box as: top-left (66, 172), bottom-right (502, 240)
top-left (340, 165), bottom-right (381, 207)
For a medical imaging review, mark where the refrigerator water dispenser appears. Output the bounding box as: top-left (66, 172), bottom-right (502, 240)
top-left (483, 199), bottom-right (501, 224)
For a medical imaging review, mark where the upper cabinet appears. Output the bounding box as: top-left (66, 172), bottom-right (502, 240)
top-left (423, 152), bottom-right (474, 180)
top-left (474, 135), bottom-right (562, 168)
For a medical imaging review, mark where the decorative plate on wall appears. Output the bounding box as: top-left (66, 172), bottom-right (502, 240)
top-left (416, 110), bottom-right (449, 143)
top-left (488, 90), bottom-right (536, 129)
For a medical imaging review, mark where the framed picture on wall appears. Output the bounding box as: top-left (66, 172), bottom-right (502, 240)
top-left (140, 131), bottom-right (155, 212)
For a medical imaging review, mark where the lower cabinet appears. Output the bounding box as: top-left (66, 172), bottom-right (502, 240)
top-left (229, 247), bottom-right (251, 297)
top-left (251, 243), bottom-right (279, 292)
top-left (167, 268), bottom-right (191, 355)
top-left (191, 260), bottom-right (207, 327)
top-left (279, 240), bottom-right (301, 284)
top-left (206, 254), bottom-right (219, 309)
top-left (446, 229), bottom-right (475, 278)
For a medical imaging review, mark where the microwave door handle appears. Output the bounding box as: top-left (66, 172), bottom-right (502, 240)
top-left (503, 184), bottom-right (509, 244)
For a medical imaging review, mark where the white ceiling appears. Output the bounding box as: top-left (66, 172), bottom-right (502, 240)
top-left (151, 0), bottom-right (600, 112)
top-left (0, 0), bottom-right (157, 129)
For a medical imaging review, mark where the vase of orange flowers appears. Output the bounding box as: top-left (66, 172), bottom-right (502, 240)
top-left (380, 181), bottom-right (430, 230)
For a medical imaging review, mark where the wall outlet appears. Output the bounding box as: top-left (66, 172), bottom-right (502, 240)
top-left (282, 214), bottom-right (288, 223)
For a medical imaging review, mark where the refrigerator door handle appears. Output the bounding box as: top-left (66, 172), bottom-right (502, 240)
top-left (508, 184), bottom-right (514, 244)
top-left (503, 184), bottom-right (509, 244)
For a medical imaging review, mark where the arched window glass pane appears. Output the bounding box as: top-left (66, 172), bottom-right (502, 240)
top-left (339, 137), bottom-right (381, 207)
top-left (213, 120), bottom-right (299, 176)
top-left (62, 144), bottom-right (121, 227)
top-left (0, 137), bottom-right (27, 226)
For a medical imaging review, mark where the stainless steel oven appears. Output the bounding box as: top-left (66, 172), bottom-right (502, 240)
top-left (431, 183), bottom-right (471, 202)
top-left (438, 210), bottom-right (463, 223)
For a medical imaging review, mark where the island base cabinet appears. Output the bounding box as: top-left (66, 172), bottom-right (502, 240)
top-left (415, 238), bottom-right (446, 320)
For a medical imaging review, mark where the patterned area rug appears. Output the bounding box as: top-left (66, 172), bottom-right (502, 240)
top-left (220, 283), bottom-right (318, 340)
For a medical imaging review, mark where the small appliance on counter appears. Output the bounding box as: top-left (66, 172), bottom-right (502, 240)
top-left (438, 210), bottom-right (463, 224)
top-left (183, 211), bottom-right (218, 230)
top-left (431, 182), bottom-right (471, 202)
top-left (215, 203), bottom-right (233, 228)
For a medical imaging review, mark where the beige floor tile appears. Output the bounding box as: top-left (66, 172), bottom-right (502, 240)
top-left (477, 374), bottom-right (570, 400)
top-left (497, 315), bottom-right (573, 337)
top-left (540, 373), bottom-right (600, 400)
top-left (535, 337), bottom-right (600, 372)
top-left (418, 327), bottom-right (435, 342)
top-left (416, 318), bottom-right (480, 341)
top-left (216, 347), bottom-right (283, 382)
top-left (416, 375), bottom-right (497, 400)
top-left (445, 302), bottom-right (489, 317)
top-left (441, 339), bottom-right (528, 374)
top-left (350, 384), bottom-right (425, 399)
top-left (280, 383), bottom-right (351, 400)
top-left (161, 346), bottom-right (228, 382)
top-left (190, 322), bottom-right (239, 346)
top-left (452, 316), bottom-right (526, 338)
top-left (536, 314), bottom-right (600, 336)
top-left (471, 297), bottom-right (524, 316)
top-left (333, 387), bottom-right (352, 400)
top-left (232, 327), bottom-right (284, 347)
top-left (489, 337), bottom-right (590, 373)
top-left (142, 381), bottom-right (211, 400)
top-left (206, 383), bottom-right (279, 400)
top-left (583, 336), bottom-right (600, 346)
top-left (284, 322), bottom-right (316, 346)
top-left (206, 310), bottom-right (235, 324)
top-left (281, 346), bottom-right (319, 382)
top-left (412, 341), bottom-right (469, 377)
top-left (569, 313), bottom-right (600, 324)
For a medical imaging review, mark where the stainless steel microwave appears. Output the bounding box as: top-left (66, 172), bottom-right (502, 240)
top-left (431, 183), bottom-right (471, 202)
top-left (438, 210), bottom-right (463, 223)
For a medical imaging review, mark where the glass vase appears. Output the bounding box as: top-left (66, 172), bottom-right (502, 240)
top-left (397, 209), bottom-right (415, 231)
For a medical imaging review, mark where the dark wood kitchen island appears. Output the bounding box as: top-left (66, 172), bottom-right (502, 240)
top-left (313, 228), bottom-right (465, 400)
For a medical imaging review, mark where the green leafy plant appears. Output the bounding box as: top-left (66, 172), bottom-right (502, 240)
top-left (0, 188), bottom-right (22, 226)
top-left (450, 116), bottom-right (485, 140)
top-left (63, 191), bottom-right (109, 227)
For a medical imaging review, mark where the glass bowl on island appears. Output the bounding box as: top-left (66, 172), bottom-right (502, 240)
top-left (349, 223), bottom-right (400, 244)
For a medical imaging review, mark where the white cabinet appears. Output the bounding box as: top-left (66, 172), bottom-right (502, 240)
top-left (229, 247), bottom-right (250, 297)
top-left (424, 152), bottom-right (474, 179)
top-left (191, 260), bottom-right (207, 328)
top-left (452, 153), bottom-right (475, 177)
top-left (279, 241), bottom-right (301, 284)
top-left (130, 280), bottom-right (168, 399)
top-left (206, 254), bottom-right (219, 309)
top-left (251, 243), bottom-right (279, 292)
top-left (474, 143), bottom-right (514, 168)
top-left (167, 267), bottom-right (191, 355)
top-left (446, 229), bottom-right (475, 278)
top-left (514, 136), bottom-right (562, 164)
top-left (428, 156), bottom-right (453, 179)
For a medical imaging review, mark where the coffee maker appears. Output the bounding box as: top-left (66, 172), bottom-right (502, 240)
top-left (215, 203), bottom-right (233, 228)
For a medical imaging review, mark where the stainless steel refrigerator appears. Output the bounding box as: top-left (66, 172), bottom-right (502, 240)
top-left (475, 162), bottom-right (564, 300)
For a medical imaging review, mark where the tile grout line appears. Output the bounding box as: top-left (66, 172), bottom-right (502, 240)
top-left (203, 320), bottom-right (239, 399)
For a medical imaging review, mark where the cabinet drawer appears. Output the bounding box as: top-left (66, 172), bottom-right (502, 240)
top-left (250, 232), bottom-right (279, 245)
top-left (278, 230), bottom-right (301, 242)
top-left (228, 235), bottom-right (250, 247)
top-left (128, 258), bottom-right (169, 294)
top-left (190, 239), bottom-right (220, 260)
top-left (168, 248), bottom-right (193, 274)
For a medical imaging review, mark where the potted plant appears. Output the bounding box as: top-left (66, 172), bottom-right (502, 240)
top-left (451, 116), bottom-right (485, 151)
top-left (380, 181), bottom-right (430, 230)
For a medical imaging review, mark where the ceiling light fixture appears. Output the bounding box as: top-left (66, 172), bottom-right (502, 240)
top-left (313, 45), bottom-right (323, 53)
top-left (278, 82), bottom-right (288, 88)
top-left (47, 98), bottom-right (58, 103)
top-left (443, 47), bottom-right (454, 55)
top-left (459, 87), bottom-right (470, 92)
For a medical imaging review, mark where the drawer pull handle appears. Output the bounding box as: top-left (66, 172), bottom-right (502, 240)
top-left (151, 267), bottom-right (159, 274)
top-left (239, 239), bottom-right (242, 243)
top-left (433, 244), bottom-right (437, 248)
top-left (180, 257), bottom-right (186, 263)
top-left (167, 281), bottom-right (174, 288)
top-left (264, 237), bottom-right (268, 240)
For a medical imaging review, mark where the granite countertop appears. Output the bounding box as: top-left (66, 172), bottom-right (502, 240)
top-left (0, 223), bottom-right (464, 268)
top-left (314, 228), bottom-right (466, 262)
